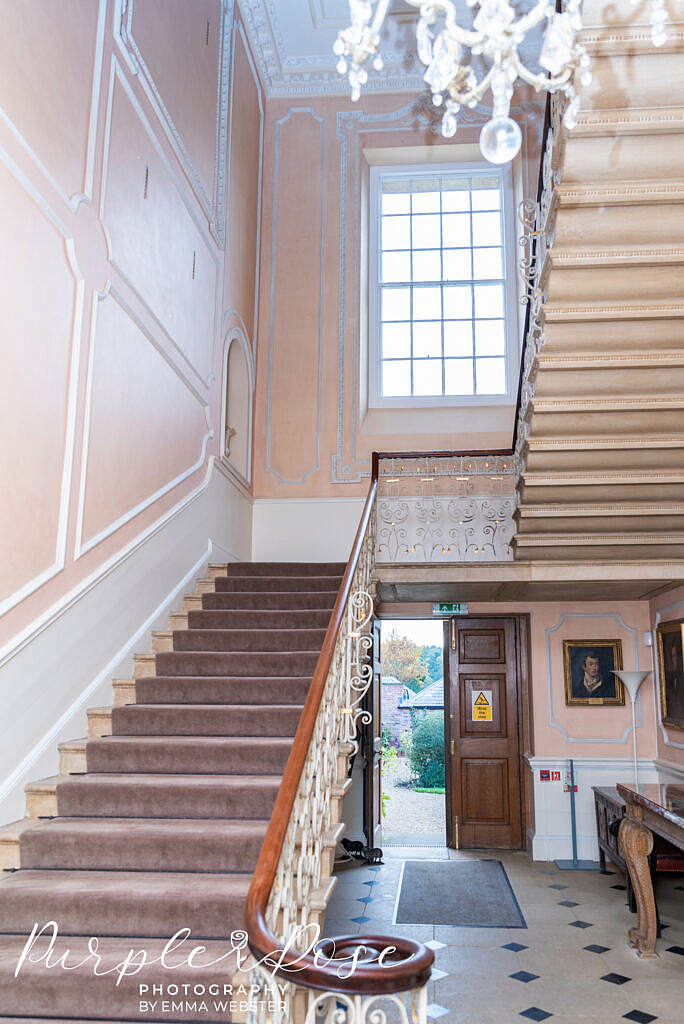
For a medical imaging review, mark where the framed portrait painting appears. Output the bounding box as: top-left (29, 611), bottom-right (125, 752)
top-left (656, 620), bottom-right (684, 731)
top-left (563, 640), bottom-right (624, 706)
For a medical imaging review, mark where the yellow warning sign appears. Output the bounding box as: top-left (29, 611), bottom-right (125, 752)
top-left (472, 690), bottom-right (492, 722)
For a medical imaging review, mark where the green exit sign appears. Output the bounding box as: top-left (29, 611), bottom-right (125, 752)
top-left (432, 602), bottom-right (469, 615)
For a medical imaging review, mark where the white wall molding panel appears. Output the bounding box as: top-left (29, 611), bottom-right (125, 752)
top-left (265, 106), bottom-right (325, 485)
top-left (0, 5), bottom-right (261, 713)
top-left (115, 0), bottom-right (235, 246)
top-left (0, 150), bottom-right (84, 618)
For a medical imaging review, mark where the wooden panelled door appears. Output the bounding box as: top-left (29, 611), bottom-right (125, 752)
top-left (445, 616), bottom-right (522, 849)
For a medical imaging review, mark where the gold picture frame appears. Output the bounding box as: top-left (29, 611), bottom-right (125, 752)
top-left (563, 640), bottom-right (624, 706)
top-left (656, 619), bottom-right (684, 731)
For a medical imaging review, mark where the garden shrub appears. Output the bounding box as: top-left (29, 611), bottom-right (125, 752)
top-left (408, 711), bottom-right (445, 788)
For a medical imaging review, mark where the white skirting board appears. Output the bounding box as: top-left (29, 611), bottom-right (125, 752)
top-left (0, 460), bottom-right (252, 826)
top-left (526, 756), bottom-right (660, 863)
top-left (252, 497), bottom-right (366, 562)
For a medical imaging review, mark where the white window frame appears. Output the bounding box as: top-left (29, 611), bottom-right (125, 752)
top-left (368, 161), bottom-right (519, 410)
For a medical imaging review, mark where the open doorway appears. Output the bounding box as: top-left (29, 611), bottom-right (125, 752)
top-left (379, 618), bottom-right (446, 846)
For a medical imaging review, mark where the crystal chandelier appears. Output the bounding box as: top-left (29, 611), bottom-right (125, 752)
top-left (333, 1), bottom-right (667, 164)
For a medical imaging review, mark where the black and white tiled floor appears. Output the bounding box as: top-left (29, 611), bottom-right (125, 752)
top-left (322, 848), bottom-right (684, 1023)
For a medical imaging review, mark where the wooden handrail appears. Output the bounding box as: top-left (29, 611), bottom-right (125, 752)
top-left (244, 449), bottom-right (434, 995)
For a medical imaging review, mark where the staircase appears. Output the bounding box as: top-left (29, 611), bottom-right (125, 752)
top-left (0, 561), bottom-right (344, 1023)
top-left (514, 3), bottom-right (684, 563)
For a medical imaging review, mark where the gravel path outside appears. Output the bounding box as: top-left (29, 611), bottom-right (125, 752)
top-left (382, 757), bottom-right (446, 836)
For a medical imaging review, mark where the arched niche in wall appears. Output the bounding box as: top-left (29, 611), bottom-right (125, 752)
top-left (221, 324), bottom-right (254, 487)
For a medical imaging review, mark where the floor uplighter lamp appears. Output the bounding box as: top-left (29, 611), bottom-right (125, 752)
top-left (612, 670), bottom-right (651, 788)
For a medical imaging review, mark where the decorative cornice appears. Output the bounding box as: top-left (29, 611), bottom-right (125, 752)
top-left (579, 23), bottom-right (684, 56)
top-left (548, 246), bottom-right (684, 268)
top-left (556, 180), bottom-right (684, 207)
top-left (238, 0), bottom-right (425, 97)
top-left (518, 502), bottom-right (684, 518)
top-left (523, 469), bottom-right (684, 485)
top-left (543, 299), bottom-right (684, 322)
top-left (526, 435), bottom-right (684, 451)
top-left (535, 350), bottom-right (684, 369)
top-left (573, 106), bottom-right (684, 137)
top-left (530, 395), bottom-right (684, 412)
top-left (516, 532), bottom-right (684, 547)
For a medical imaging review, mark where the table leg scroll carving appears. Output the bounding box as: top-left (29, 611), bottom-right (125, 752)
top-left (618, 813), bottom-right (658, 958)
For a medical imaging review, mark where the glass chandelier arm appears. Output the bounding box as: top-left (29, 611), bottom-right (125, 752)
top-left (514, 0), bottom-right (559, 38)
top-left (410, 0), bottom-right (487, 49)
top-left (369, 0), bottom-right (393, 37)
top-left (510, 50), bottom-right (574, 93)
top-left (447, 62), bottom-right (495, 105)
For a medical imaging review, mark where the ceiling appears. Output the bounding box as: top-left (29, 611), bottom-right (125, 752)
top-left (239, 0), bottom-right (543, 97)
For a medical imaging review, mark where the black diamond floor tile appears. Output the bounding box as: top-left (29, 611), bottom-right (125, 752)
top-left (548, 884), bottom-right (567, 890)
top-left (503, 942), bottom-right (529, 952)
top-left (611, 884), bottom-right (627, 891)
top-left (569, 920), bottom-right (593, 929)
top-left (510, 970), bottom-right (540, 983)
top-left (557, 900), bottom-right (579, 907)
top-left (623, 1012), bottom-right (658, 1023)
top-left (519, 1008), bottom-right (552, 1022)
top-left (666, 944), bottom-right (684, 955)
top-left (584, 944), bottom-right (610, 954)
top-left (602, 972), bottom-right (631, 985)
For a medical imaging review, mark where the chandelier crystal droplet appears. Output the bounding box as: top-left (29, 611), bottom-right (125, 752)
top-left (333, 1), bottom-right (668, 164)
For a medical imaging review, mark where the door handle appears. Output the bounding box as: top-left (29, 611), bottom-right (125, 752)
top-left (450, 740), bottom-right (455, 756)
top-left (450, 617), bottom-right (456, 651)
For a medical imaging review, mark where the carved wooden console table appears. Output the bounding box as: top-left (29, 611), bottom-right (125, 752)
top-left (617, 782), bottom-right (684, 958)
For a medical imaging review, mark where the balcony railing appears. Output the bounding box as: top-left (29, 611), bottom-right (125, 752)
top-left (376, 451), bottom-right (517, 563)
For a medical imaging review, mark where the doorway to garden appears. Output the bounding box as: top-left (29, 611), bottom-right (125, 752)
top-left (379, 618), bottom-right (447, 846)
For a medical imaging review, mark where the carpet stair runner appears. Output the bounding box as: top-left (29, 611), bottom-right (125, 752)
top-left (0, 562), bottom-right (344, 1022)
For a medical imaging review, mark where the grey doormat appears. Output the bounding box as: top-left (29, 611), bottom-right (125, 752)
top-left (395, 859), bottom-right (527, 928)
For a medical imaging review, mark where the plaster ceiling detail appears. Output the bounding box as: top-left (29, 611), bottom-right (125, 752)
top-left (239, 1), bottom-right (543, 96)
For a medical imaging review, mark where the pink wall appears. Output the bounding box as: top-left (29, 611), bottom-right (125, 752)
top-left (252, 89), bottom-right (543, 499)
top-left (0, 1), bottom-right (262, 645)
top-left (649, 585), bottom-right (684, 767)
